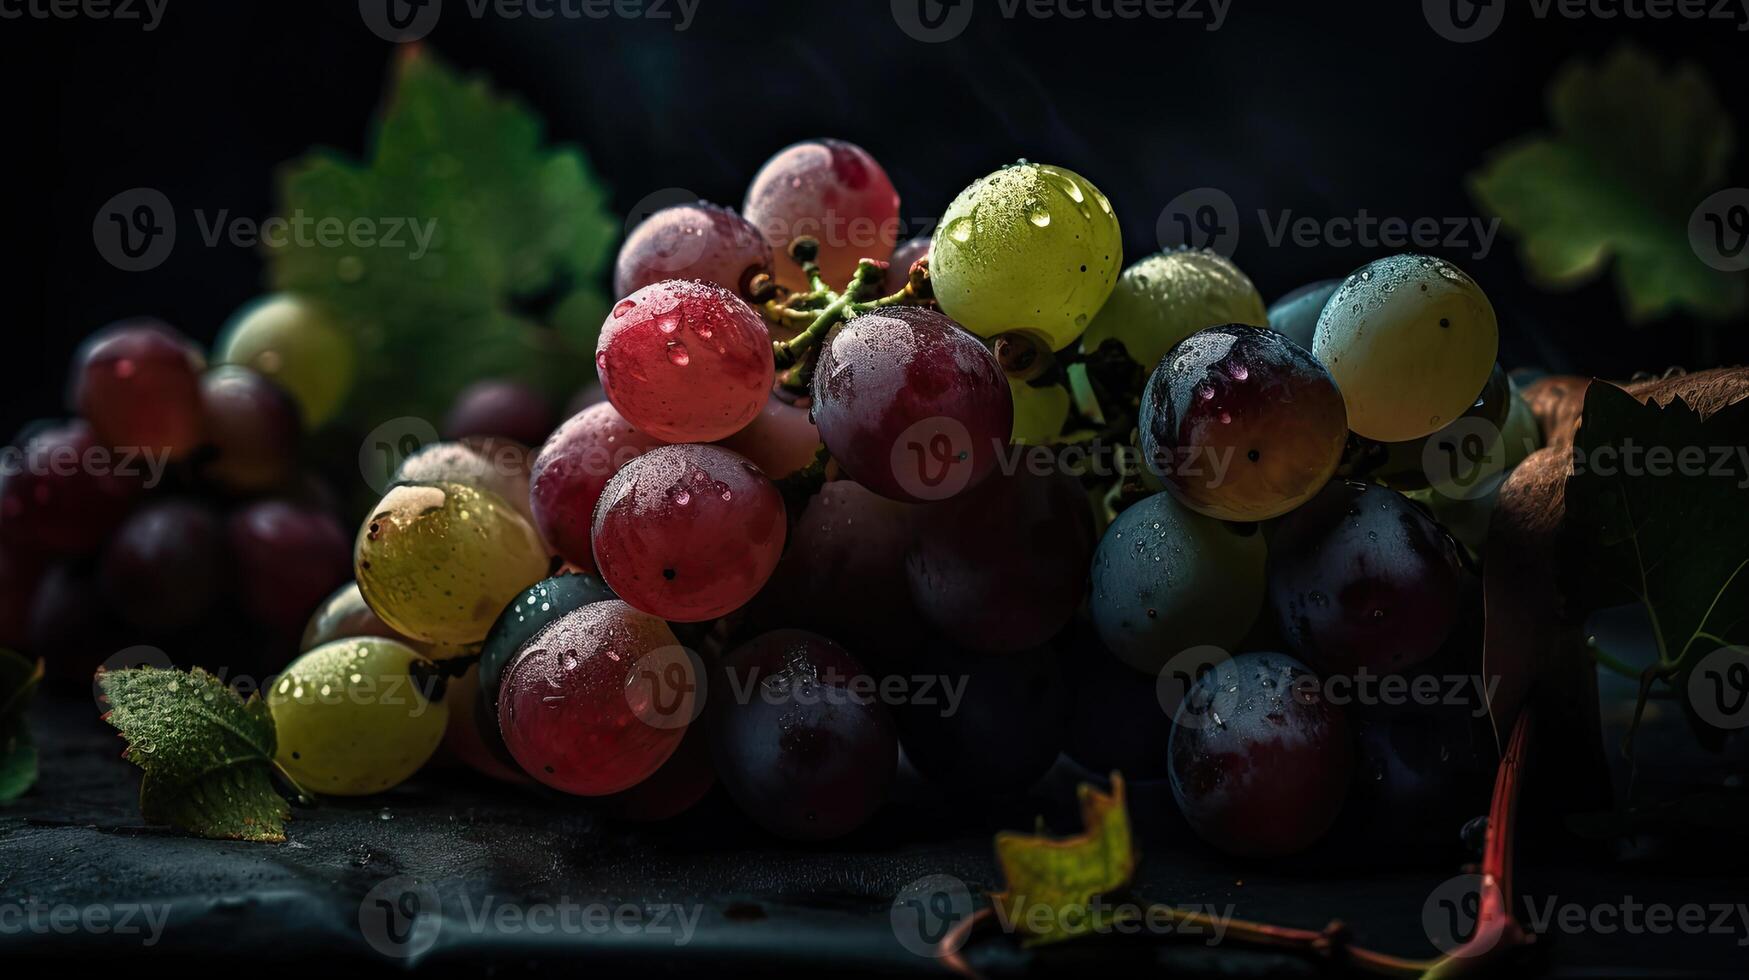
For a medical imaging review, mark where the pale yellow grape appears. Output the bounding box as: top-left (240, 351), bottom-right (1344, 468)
top-left (931, 162), bottom-right (1121, 351)
top-left (1009, 378), bottom-right (1070, 445)
top-left (356, 481), bottom-right (549, 645)
top-left (215, 293), bottom-right (355, 427)
top-left (1080, 249), bottom-right (1267, 370)
top-left (269, 637), bottom-right (448, 796)
top-left (1312, 255), bottom-right (1499, 442)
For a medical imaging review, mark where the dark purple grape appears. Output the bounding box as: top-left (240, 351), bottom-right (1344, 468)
top-left (1167, 651), bottom-right (1351, 858)
top-left (905, 464), bottom-right (1094, 653)
top-left (28, 561), bottom-right (127, 683)
top-left (887, 234), bottom-right (931, 297)
top-left (0, 543), bottom-right (44, 651)
top-left (1058, 616), bottom-right (1175, 780)
top-left (99, 500), bottom-right (224, 633)
top-left (1266, 278), bottom-right (1340, 351)
top-left (0, 419), bottom-right (140, 557)
top-left (710, 630), bottom-right (896, 840)
top-left (614, 202), bottom-right (774, 300)
top-left (196, 365), bottom-right (302, 494)
top-left (442, 379), bottom-right (555, 448)
top-left (72, 320), bottom-right (206, 461)
top-left (478, 572), bottom-right (615, 710)
top-left (1267, 480), bottom-right (1466, 674)
top-left (896, 641), bottom-right (1066, 797)
top-left (812, 306), bottom-right (1012, 503)
top-left (1347, 699), bottom-right (1493, 851)
top-left (228, 499), bottom-right (352, 632)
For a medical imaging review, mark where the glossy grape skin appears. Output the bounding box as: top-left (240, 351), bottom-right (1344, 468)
top-left (598, 719), bottom-right (716, 821)
top-left (195, 366), bottom-right (302, 494)
top-left (529, 403), bottom-right (665, 570)
top-left (743, 139), bottom-right (900, 293)
top-left (1140, 324), bottom-right (1348, 522)
top-left (1058, 616), bottom-right (1175, 780)
top-left (27, 560), bottom-right (126, 680)
top-left (812, 306), bottom-right (1012, 503)
top-left (478, 572), bottom-right (615, 710)
top-left (216, 294), bottom-right (355, 427)
top-left (1082, 249), bottom-right (1267, 369)
top-left (1313, 255), bottom-right (1499, 442)
top-left (300, 581), bottom-right (403, 650)
top-left (1090, 491), bottom-right (1267, 673)
top-left (1363, 362), bottom-right (1511, 494)
top-left (72, 320), bottom-right (205, 461)
top-left (710, 630), bottom-right (896, 840)
top-left (906, 465), bottom-right (1095, 653)
top-left (595, 279), bottom-right (775, 443)
top-left (0, 419), bottom-right (140, 557)
top-left (442, 379), bottom-right (554, 448)
top-left (439, 662), bottom-right (528, 784)
top-left (1009, 379), bottom-right (1069, 445)
top-left (269, 637), bottom-right (449, 796)
top-left (355, 481), bottom-right (550, 645)
top-left (887, 234), bottom-right (931, 297)
top-left (591, 444), bottom-right (785, 622)
top-left (931, 162), bottom-right (1121, 351)
top-left (717, 390), bottom-right (821, 478)
top-left (228, 499), bottom-right (352, 632)
top-left (1267, 481), bottom-right (1466, 674)
top-left (896, 641), bottom-right (1066, 798)
top-left (615, 202), bottom-right (773, 299)
top-left (497, 601), bottom-right (690, 795)
top-left (99, 500), bottom-right (224, 633)
top-left (1347, 699), bottom-right (1492, 852)
top-left (1167, 652), bottom-right (1352, 858)
top-left (1266, 278), bottom-right (1341, 352)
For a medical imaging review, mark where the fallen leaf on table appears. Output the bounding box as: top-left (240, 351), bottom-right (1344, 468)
top-left (990, 775), bottom-right (1135, 947)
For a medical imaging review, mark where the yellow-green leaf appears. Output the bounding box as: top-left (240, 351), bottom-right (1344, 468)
top-left (990, 775), bottom-right (1136, 947)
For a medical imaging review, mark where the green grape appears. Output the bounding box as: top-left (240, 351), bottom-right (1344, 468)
top-left (1312, 255), bottom-right (1498, 443)
top-left (931, 162), bottom-right (1121, 351)
top-left (268, 637), bottom-right (449, 796)
top-left (1499, 381), bottom-right (1542, 471)
top-left (215, 293), bottom-right (355, 427)
top-left (1081, 249), bottom-right (1267, 370)
top-left (1009, 379), bottom-right (1069, 445)
top-left (356, 481), bottom-right (549, 645)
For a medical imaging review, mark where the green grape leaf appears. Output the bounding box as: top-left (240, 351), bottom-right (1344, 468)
top-left (1469, 44), bottom-right (1745, 321)
top-left (990, 776), bottom-right (1136, 947)
top-left (0, 650), bottom-right (43, 803)
top-left (98, 666), bottom-right (291, 842)
top-left (270, 49), bottom-right (617, 428)
top-left (1563, 380), bottom-right (1749, 741)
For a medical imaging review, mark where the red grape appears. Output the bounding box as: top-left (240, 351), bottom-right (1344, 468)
top-left (442, 379), bottom-right (555, 448)
top-left (1168, 652), bottom-right (1351, 858)
top-left (1140, 324), bottom-right (1347, 521)
top-left (591, 444), bottom-right (786, 622)
top-left (887, 234), bottom-right (931, 297)
top-left (743, 139), bottom-right (901, 293)
top-left (529, 403), bottom-right (666, 570)
top-left (72, 320), bottom-right (205, 461)
top-left (1267, 480), bottom-right (1467, 674)
top-left (441, 662), bottom-right (529, 784)
top-left (716, 389), bottom-right (820, 478)
top-left (228, 499), bottom-right (352, 631)
top-left (100, 499), bottom-right (224, 633)
top-left (300, 581), bottom-right (403, 650)
top-left (598, 720), bottom-right (716, 821)
top-left (566, 382), bottom-right (605, 416)
top-left (812, 306), bottom-right (1012, 503)
top-left (595, 280), bottom-right (775, 443)
top-left (710, 630), bottom-right (896, 840)
top-left (906, 464), bottom-right (1095, 653)
top-left (615, 202), bottom-right (774, 300)
top-left (196, 365), bottom-right (301, 494)
top-left (497, 600), bottom-right (693, 795)
top-left (0, 419), bottom-right (140, 556)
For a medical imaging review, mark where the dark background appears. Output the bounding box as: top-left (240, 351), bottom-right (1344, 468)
top-left (5, 0), bottom-right (1747, 438)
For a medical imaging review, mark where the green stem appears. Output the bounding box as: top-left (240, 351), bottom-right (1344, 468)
top-left (771, 259), bottom-right (886, 370)
top-left (1587, 637), bottom-right (1643, 680)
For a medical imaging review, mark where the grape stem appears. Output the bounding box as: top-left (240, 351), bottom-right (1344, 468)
top-left (770, 258), bottom-right (899, 370)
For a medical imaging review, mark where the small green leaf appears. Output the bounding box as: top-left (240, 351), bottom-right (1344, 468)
top-left (98, 666), bottom-right (291, 842)
top-left (0, 650), bottom-right (43, 803)
top-left (1469, 44), bottom-right (1745, 321)
top-left (990, 776), bottom-right (1136, 947)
